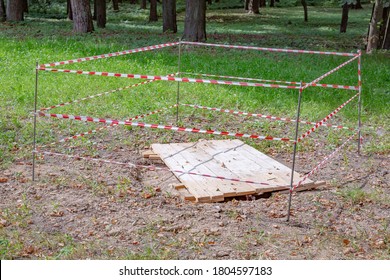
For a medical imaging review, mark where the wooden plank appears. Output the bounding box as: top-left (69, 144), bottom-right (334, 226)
top-left (152, 143), bottom-right (224, 202)
top-left (196, 140), bottom-right (290, 193)
top-left (172, 141), bottom-right (257, 197)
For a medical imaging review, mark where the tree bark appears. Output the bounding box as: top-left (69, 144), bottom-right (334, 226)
top-left (367, 0), bottom-right (383, 52)
top-left (270, 0), bottom-right (275, 7)
top-left (140, 0), bottom-right (147, 9)
top-left (22, 0), bottom-right (28, 13)
top-left (340, 2), bottom-right (349, 33)
top-left (113, 0), bottom-right (119, 12)
top-left (248, 0), bottom-right (260, 14)
top-left (163, 0), bottom-right (177, 33)
top-left (301, 0), bottom-right (308, 22)
top-left (67, 0), bottom-right (73, 20)
top-left (259, 0), bottom-right (266, 8)
top-left (351, 0), bottom-right (363, 9)
top-left (0, 0), bottom-right (6, 22)
top-left (244, 0), bottom-right (249, 11)
top-left (96, 0), bottom-right (106, 28)
top-left (183, 0), bottom-right (206, 42)
top-left (149, 0), bottom-right (158, 22)
top-left (70, 0), bottom-right (94, 33)
top-left (6, 0), bottom-right (24, 21)
top-left (381, 7), bottom-right (390, 49)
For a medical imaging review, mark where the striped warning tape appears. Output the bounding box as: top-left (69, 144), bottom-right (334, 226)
top-left (38, 73), bottom-right (178, 112)
top-left (41, 42), bottom-right (180, 68)
top-left (39, 104), bottom-right (179, 148)
top-left (293, 131), bottom-right (358, 191)
top-left (182, 72), bottom-right (359, 90)
top-left (37, 111), bottom-right (293, 142)
top-left (37, 67), bottom-right (300, 89)
top-left (35, 150), bottom-right (280, 187)
top-left (298, 92), bottom-right (360, 142)
top-left (302, 54), bottom-right (360, 91)
top-left (180, 103), bottom-right (355, 131)
top-left (182, 41), bottom-right (357, 57)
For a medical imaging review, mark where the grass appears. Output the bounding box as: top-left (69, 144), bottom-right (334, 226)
top-left (0, 2), bottom-right (389, 260)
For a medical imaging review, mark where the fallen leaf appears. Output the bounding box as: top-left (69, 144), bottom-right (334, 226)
top-left (343, 239), bottom-right (350, 246)
top-left (0, 178), bottom-right (8, 183)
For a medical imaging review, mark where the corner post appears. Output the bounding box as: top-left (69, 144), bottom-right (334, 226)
top-left (287, 82), bottom-right (303, 222)
top-left (32, 62), bottom-right (39, 181)
top-left (357, 50), bottom-right (362, 155)
top-left (176, 40), bottom-right (182, 124)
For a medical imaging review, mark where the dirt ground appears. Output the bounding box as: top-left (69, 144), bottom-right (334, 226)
top-left (0, 128), bottom-right (389, 260)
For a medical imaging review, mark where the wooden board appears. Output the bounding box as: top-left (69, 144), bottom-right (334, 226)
top-left (151, 139), bottom-right (320, 202)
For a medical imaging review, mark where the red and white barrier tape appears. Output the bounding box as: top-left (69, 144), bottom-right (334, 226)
top-left (37, 67), bottom-right (299, 89)
top-left (183, 72), bottom-right (358, 91)
top-left (182, 41), bottom-right (357, 57)
top-left (41, 42), bottom-right (180, 68)
top-left (302, 54), bottom-right (360, 90)
top-left (38, 73), bottom-right (178, 112)
top-left (35, 150), bottom-right (280, 187)
top-left (37, 111), bottom-right (293, 142)
top-left (40, 104), bottom-right (178, 148)
top-left (298, 92), bottom-right (360, 142)
top-left (181, 103), bottom-right (355, 131)
top-left (293, 131), bottom-right (358, 191)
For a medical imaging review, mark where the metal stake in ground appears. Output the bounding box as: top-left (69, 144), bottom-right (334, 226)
top-left (357, 50), bottom-right (362, 155)
top-left (287, 82), bottom-right (303, 222)
top-left (176, 40), bottom-right (182, 124)
top-left (32, 62), bottom-right (39, 181)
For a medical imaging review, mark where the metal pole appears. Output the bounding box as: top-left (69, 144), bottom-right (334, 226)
top-left (32, 62), bottom-right (39, 181)
top-left (176, 40), bottom-right (182, 124)
top-left (357, 50), bottom-right (362, 155)
top-left (287, 82), bottom-right (303, 222)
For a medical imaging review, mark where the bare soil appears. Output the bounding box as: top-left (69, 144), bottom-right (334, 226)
top-left (0, 128), bottom-right (389, 260)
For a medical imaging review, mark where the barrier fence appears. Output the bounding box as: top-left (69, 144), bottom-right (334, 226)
top-left (33, 41), bottom-right (362, 221)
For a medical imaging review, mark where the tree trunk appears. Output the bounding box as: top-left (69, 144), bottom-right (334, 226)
top-left (248, 0), bottom-right (260, 14)
top-left (163, 0), bottom-right (177, 33)
top-left (381, 7), bottom-right (390, 49)
top-left (183, 0), bottom-right (206, 42)
top-left (149, 0), bottom-right (158, 22)
top-left (244, 0), bottom-right (249, 10)
top-left (0, 0), bottom-right (6, 22)
top-left (70, 0), bottom-right (94, 33)
top-left (259, 0), bottom-right (266, 8)
top-left (96, 0), bottom-right (106, 28)
top-left (301, 0), bottom-right (308, 22)
top-left (6, 0), bottom-right (24, 21)
top-left (340, 2), bottom-right (349, 33)
top-left (367, 0), bottom-right (383, 52)
top-left (351, 0), bottom-right (363, 9)
top-left (270, 0), bottom-right (275, 7)
top-left (113, 0), bottom-right (119, 12)
top-left (140, 0), bottom-right (147, 9)
top-left (22, 0), bottom-right (28, 13)
top-left (67, 0), bottom-right (73, 20)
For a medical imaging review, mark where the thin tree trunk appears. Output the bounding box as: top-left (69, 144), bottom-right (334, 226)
top-left (22, 0), bottom-right (28, 13)
top-left (340, 2), bottom-right (349, 33)
top-left (183, 0), bottom-right (206, 42)
top-left (163, 0), bottom-right (177, 33)
top-left (259, 0), bottom-right (266, 8)
top-left (140, 0), bottom-right (147, 9)
top-left (301, 0), bottom-right (308, 22)
top-left (270, 0), bottom-right (275, 7)
top-left (70, 0), bottom-right (94, 33)
top-left (6, 0), bottom-right (24, 21)
top-left (351, 0), bottom-right (363, 9)
top-left (67, 0), bottom-right (73, 20)
top-left (96, 0), bottom-right (106, 28)
top-left (0, 0), bottom-right (6, 22)
top-left (367, 0), bottom-right (384, 52)
top-left (248, 0), bottom-right (260, 14)
top-left (113, 0), bottom-right (119, 12)
top-left (149, 0), bottom-right (158, 22)
top-left (244, 0), bottom-right (249, 10)
top-left (381, 7), bottom-right (390, 49)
